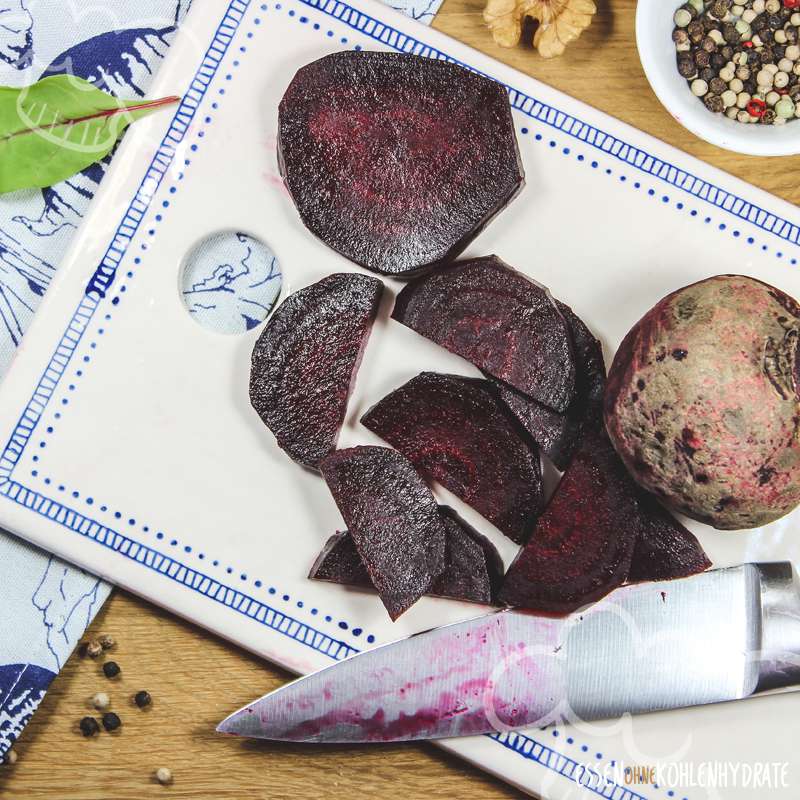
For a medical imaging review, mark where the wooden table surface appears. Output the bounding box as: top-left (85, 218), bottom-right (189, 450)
top-left (2, 1), bottom-right (798, 798)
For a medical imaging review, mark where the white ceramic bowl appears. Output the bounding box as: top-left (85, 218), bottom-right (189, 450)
top-left (636, 0), bottom-right (800, 156)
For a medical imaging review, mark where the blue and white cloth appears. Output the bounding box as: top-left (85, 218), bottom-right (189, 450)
top-left (0, 0), bottom-right (443, 758)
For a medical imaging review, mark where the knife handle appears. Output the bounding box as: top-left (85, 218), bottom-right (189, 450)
top-left (755, 562), bottom-right (800, 692)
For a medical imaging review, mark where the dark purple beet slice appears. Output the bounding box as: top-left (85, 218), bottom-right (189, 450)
top-left (627, 495), bottom-right (712, 583)
top-left (308, 531), bottom-right (371, 587)
top-left (278, 52), bottom-right (523, 277)
top-left (498, 433), bottom-right (638, 613)
top-left (309, 507), bottom-right (503, 605)
top-left (392, 256), bottom-right (575, 412)
top-left (432, 507), bottom-right (504, 603)
top-left (489, 301), bottom-right (606, 470)
top-left (249, 273), bottom-right (382, 468)
top-left (361, 372), bottom-right (542, 543)
top-left (319, 446), bottom-right (447, 620)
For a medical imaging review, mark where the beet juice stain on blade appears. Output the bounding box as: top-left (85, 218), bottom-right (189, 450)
top-left (249, 273), bottom-right (383, 468)
top-left (361, 372), bottom-right (543, 543)
top-left (392, 256), bottom-right (576, 412)
top-left (319, 446), bottom-right (447, 620)
top-left (278, 51), bottom-right (523, 276)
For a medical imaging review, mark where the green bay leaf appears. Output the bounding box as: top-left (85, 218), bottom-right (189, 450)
top-left (0, 75), bottom-right (179, 194)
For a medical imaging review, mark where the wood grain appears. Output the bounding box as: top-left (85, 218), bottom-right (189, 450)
top-left (2, 1), bottom-right (797, 797)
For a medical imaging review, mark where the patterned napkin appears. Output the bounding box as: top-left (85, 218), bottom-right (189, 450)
top-left (0, 0), bottom-right (444, 759)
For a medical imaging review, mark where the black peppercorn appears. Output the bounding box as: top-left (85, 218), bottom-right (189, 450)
top-left (79, 716), bottom-right (100, 737)
top-left (710, 52), bottom-right (726, 69)
top-left (786, 27), bottom-right (798, 44)
top-left (103, 661), bottom-right (121, 678)
top-left (701, 35), bottom-right (717, 53)
top-left (699, 66), bottom-right (715, 82)
top-left (723, 23), bottom-right (739, 44)
top-left (134, 690), bottom-right (152, 708)
top-left (761, 45), bottom-right (775, 63)
top-left (721, 44), bottom-right (734, 60)
top-left (673, 27), bottom-right (689, 44)
top-left (774, 44), bottom-right (786, 59)
top-left (688, 20), bottom-right (705, 42)
top-left (710, 0), bottom-right (729, 19)
top-left (709, 76), bottom-right (727, 94)
top-left (768, 14), bottom-right (782, 30)
top-left (752, 14), bottom-right (768, 32)
top-left (694, 48), bottom-right (711, 67)
top-left (789, 83), bottom-right (800, 99)
top-left (704, 93), bottom-right (724, 113)
top-left (761, 108), bottom-right (777, 124)
top-left (677, 54), bottom-right (697, 78)
top-left (102, 712), bottom-right (122, 732)
top-left (742, 78), bottom-right (757, 95)
top-left (681, 2), bottom-right (698, 19)
top-left (703, 15), bottom-right (718, 32)
top-left (747, 48), bottom-right (762, 65)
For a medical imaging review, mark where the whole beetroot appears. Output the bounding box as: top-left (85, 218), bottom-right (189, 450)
top-left (605, 274), bottom-right (800, 530)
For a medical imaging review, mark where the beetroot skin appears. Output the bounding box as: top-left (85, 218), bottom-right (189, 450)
top-left (309, 506), bottom-right (503, 605)
top-left (278, 51), bottom-right (523, 276)
top-left (361, 372), bottom-right (543, 543)
top-left (627, 495), bottom-right (711, 583)
top-left (605, 275), bottom-right (800, 529)
top-left (491, 300), bottom-right (606, 470)
top-left (392, 256), bottom-right (575, 412)
top-left (498, 433), bottom-right (639, 613)
top-left (319, 446), bottom-right (447, 619)
top-left (249, 273), bottom-right (382, 468)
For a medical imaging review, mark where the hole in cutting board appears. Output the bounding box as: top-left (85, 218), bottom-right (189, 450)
top-left (180, 230), bottom-right (282, 335)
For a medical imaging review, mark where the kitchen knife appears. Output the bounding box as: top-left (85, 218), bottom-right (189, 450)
top-left (217, 562), bottom-right (800, 743)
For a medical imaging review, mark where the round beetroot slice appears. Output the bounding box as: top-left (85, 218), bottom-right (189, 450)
top-left (392, 256), bottom-right (575, 412)
top-left (498, 432), bottom-right (638, 613)
top-left (278, 52), bottom-right (523, 276)
top-left (249, 273), bottom-right (383, 468)
top-left (361, 372), bottom-right (543, 543)
top-left (490, 301), bottom-right (606, 470)
top-left (319, 446), bottom-right (447, 620)
top-left (627, 495), bottom-right (711, 583)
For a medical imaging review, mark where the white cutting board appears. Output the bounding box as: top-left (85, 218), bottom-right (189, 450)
top-left (1, 0), bottom-right (799, 796)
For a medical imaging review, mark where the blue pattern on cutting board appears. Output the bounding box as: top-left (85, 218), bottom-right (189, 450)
top-left (6, 0), bottom-right (782, 793)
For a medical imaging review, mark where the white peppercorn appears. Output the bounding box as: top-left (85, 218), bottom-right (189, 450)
top-left (776, 96), bottom-right (795, 117)
top-left (765, 63), bottom-right (779, 75)
top-left (774, 70), bottom-right (790, 88)
top-left (742, 8), bottom-right (757, 23)
top-left (729, 77), bottom-right (744, 92)
top-left (732, 3), bottom-right (744, 14)
top-left (779, 58), bottom-right (794, 73)
top-left (792, 12), bottom-right (800, 26)
top-left (2, 749), bottom-right (17, 766)
top-left (156, 767), bottom-right (174, 785)
top-left (688, 0), bottom-right (704, 11)
top-left (736, 91), bottom-right (751, 108)
top-left (691, 78), bottom-right (709, 96)
top-left (737, 108), bottom-right (752, 122)
top-left (91, 692), bottom-right (110, 711)
top-left (757, 68), bottom-right (775, 87)
top-left (752, 34), bottom-right (764, 47)
top-left (735, 20), bottom-right (752, 38)
top-left (786, 44), bottom-right (800, 61)
top-left (766, 0), bottom-right (780, 13)
top-left (709, 28), bottom-right (725, 45)
top-left (721, 89), bottom-right (737, 107)
top-left (754, 0), bottom-right (766, 12)
top-left (726, 106), bottom-right (739, 118)
top-left (736, 65), bottom-right (751, 79)
top-left (675, 7), bottom-right (692, 27)
top-left (774, 115), bottom-right (788, 125)
top-left (775, 29), bottom-right (788, 44)
top-left (720, 66), bottom-right (736, 81)
top-left (767, 90), bottom-right (781, 105)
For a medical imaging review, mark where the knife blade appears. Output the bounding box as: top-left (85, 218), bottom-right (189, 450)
top-left (217, 562), bottom-right (800, 743)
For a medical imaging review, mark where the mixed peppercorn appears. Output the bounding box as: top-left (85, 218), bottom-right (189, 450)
top-left (673, 0), bottom-right (800, 124)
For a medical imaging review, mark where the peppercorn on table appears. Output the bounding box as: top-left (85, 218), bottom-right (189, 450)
top-left (2, 0), bottom-right (800, 798)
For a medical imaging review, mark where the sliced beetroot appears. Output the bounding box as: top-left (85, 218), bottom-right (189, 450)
top-left (498, 433), bottom-right (638, 613)
top-left (432, 507), bottom-right (504, 604)
top-left (490, 301), bottom-right (606, 470)
top-left (249, 273), bottom-right (382, 468)
top-left (361, 372), bottom-right (542, 543)
top-left (308, 531), bottom-right (371, 587)
top-left (309, 506), bottom-right (503, 605)
top-left (627, 496), bottom-right (712, 583)
top-left (392, 257), bottom-right (575, 412)
top-left (278, 52), bottom-right (523, 277)
top-left (319, 446), bottom-right (447, 620)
